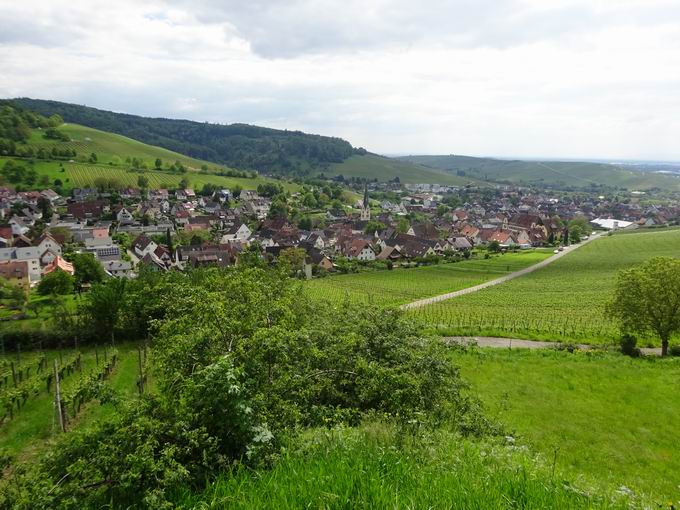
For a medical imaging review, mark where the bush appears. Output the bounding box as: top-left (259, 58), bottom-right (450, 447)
top-left (620, 334), bottom-right (641, 357)
top-left (669, 345), bottom-right (680, 357)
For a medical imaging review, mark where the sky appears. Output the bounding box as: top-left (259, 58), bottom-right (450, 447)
top-left (1, 0), bottom-right (680, 160)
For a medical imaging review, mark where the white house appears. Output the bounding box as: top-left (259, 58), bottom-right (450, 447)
top-left (0, 247), bottom-right (42, 282)
top-left (117, 207), bottom-right (135, 225)
top-left (221, 223), bottom-right (252, 243)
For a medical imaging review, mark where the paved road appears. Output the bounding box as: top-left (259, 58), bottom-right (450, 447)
top-left (444, 336), bottom-right (662, 356)
top-left (400, 233), bottom-right (602, 311)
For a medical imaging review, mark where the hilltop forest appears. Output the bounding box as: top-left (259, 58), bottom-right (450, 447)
top-left (5, 98), bottom-right (359, 177)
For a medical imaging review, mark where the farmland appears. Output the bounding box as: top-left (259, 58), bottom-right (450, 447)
top-left (0, 344), bottom-right (143, 461)
top-left (454, 348), bottom-right (680, 501)
top-left (305, 251), bottom-right (551, 307)
top-left (411, 229), bottom-right (680, 345)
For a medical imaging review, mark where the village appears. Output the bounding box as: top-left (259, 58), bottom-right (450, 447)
top-left (0, 179), bottom-right (678, 291)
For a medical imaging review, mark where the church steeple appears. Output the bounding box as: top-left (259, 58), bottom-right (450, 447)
top-left (360, 182), bottom-right (371, 221)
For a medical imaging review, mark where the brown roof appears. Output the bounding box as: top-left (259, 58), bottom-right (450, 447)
top-left (0, 260), bottom-right (29, 280)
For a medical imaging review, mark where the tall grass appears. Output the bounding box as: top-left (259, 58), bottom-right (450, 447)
top-left (175, 423), bottom-right (635, 509)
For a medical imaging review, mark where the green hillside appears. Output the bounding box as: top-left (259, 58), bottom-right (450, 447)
top-left (330, 154), bottom-right (484, 185)
top-left (400, 154), bottom-right (680, 191)
top-left (412, 228), bottom-right (680, 343)
top-left (1, 123), bottom-right (298, 192)
top-left (27, 123), bottom-right (221, 171)
top-left (6, 98), bottom-right (355, 177)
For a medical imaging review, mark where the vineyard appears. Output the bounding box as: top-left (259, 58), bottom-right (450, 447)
top-left (0, 344), bottom-right (144, 459)
top-left (305, 251), bottom-right (552, 307)
top-left (410, 229), bottom-right (680, 344)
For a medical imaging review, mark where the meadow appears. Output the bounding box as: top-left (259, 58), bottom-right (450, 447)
top-left (412, 229), bottom-right (680, 345)
top-left (454, 347), bottom-right (680, 501)
top-left (176, 422), bottom-right (635, 509)
top-left (305, 250), bottom-right (552, 307)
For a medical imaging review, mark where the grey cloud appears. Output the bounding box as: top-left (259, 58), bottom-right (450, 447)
top-left (164, 0), bottom-right (605, 58)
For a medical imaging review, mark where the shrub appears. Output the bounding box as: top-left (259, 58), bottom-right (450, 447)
top-left (669, 345), bottom-right (680, 357)
top-left (620, 334), bottom-right (641, 357)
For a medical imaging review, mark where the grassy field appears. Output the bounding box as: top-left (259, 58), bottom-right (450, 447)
top-left (305, 251), bottom-right (552, 307)
top-left (330, 153), bottom-right (485, 185)
top-left (412, 229), bottom-right (680, 345)
top-left (400, 154), bottom-right (680, 191)
top-left (27, 123), bottom-right (218, 171)
top-left (0, 344), bottom-right (142, 462)
top-left (176, 423), bottom-right (634, 509)
top-left (454, 348), bottom-right (680, 502)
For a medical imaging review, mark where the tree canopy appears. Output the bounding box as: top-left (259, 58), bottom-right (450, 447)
top-left (607, 256), bottom-right (680, 356)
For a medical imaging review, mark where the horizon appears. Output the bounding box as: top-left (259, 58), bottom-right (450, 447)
top-left (2, 1), bottom-right (680, 161)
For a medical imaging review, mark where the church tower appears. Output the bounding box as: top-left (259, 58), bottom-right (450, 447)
top-left (360, 182), bottom-right (371, 221)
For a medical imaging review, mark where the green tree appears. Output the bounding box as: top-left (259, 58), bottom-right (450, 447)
top-left (364, 220), bottom-right (386, 235)
top-left (37, 270), bottom-right (74, 296)
top-left (155, 157), bottom-right (162, 169)
top-left (137, 175), bottom-right (149, 189)
top-left (84, 278), bottom-right (127, 345)
top-left (89, 152), bottom-right (98, 163)
top-left (71, 253), bottom-right (106, 286)
top-left (608, 256), bottom-right (680, 356)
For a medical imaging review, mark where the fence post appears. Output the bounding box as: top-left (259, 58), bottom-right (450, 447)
top-left (54, 360), bottom-right (65, 433)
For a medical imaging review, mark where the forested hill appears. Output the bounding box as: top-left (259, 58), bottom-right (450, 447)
top-left (5, 98), bottom-right (357, 176)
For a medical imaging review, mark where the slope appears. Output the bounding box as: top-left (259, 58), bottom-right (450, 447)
top-left (330, 153), bottom-right (484, 185)
top-left (400, 154), bottom-right (680, 191)
top-left (6, 98), bottom-right (355, 177)
top-left (2, 122), bottom-right (298, 192)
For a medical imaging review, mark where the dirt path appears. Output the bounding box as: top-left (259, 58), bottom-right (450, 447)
top-left (444, 336), bottom-right (662, 356)
top-left (400, 233), bottom-right (602, 311)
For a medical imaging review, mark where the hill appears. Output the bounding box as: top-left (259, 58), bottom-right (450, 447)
top-left (5, 98), bottom-right (355, 177)
top-left (0, 120), bottom-right (298, 192)
top-left (400, 154), bottom-right (680, 191)
top-left (329, 153), bottom-right (485, 185)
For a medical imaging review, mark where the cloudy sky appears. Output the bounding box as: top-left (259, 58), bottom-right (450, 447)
top-left (1, 0), bottom-right (680, 160)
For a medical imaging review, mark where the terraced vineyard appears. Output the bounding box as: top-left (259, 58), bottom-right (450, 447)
top-left (305, 251), bottom-right (551, 307)
top-left (411, 229), bottom-right (680, 344)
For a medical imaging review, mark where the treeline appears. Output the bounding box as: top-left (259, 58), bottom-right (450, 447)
top-left (7, 98), bottom-right (358, 176)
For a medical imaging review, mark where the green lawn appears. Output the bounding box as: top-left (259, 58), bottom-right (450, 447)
top-left (305, 250), bottom-right (552, 307)
top-left (453, 348), bottom-right (680, 502)
top-left (412, 229), bottom-right (680, 345)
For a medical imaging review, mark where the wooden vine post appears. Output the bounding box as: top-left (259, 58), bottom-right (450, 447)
top-left (54, 360), bottom-right (65, 433)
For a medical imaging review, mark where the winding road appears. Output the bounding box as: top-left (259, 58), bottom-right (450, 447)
top-left (400, 233), bottom-right (602, 311)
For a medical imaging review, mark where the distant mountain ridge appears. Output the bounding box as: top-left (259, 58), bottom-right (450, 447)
top-left (4, 98), bottom-right (357, 177)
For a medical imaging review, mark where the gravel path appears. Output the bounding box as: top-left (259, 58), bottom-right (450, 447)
top-left (400, 233), bottom-right (602, 311)
top-left (444, 336), bottom-right (662, 356)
